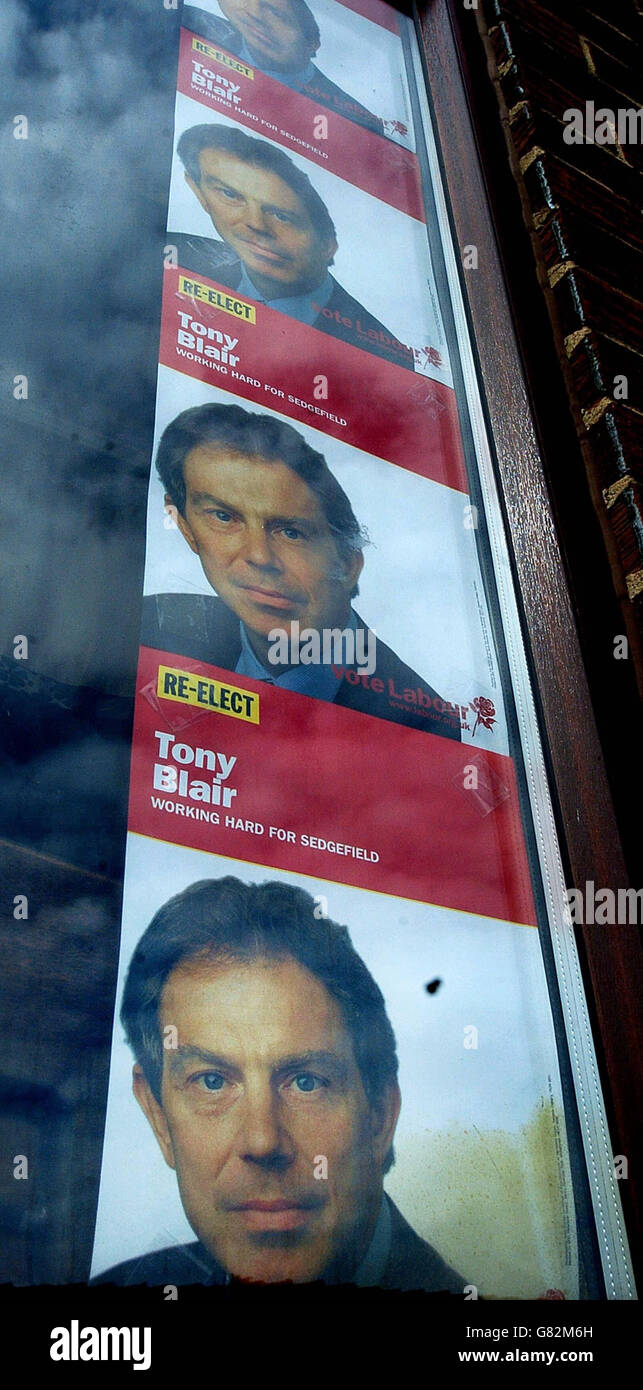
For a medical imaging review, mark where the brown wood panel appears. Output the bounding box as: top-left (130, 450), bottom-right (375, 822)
top-left (576, 336), bottom-right (643, 418)
top-left (584, 39), bottom-right (643, 107)
top-left (501, 28), bottom-right (643, 121)
top-left (536, 208), bottom-right (643, 303)
top-left (551, 269), bottom-right (643, 357)
top-left (505, 0), bottom-right (643, 53)
top-left (476, 1), bottom-right (643, 678)
top-left (540, 154), bottom-right (643, 251)
top-left (503, 0), bottom-right (642, 68)
top-left (494, 0), bottom-right (587, 62)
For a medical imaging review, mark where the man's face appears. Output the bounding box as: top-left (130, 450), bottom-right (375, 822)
top-left (172, 446), bottom-right (363, 646)
top-left (134, 956), bottom-right (400, 1283)
top-left (219, 0), bottom-right (317, 71)
top-left (186, 149), bottom-right (336, 295)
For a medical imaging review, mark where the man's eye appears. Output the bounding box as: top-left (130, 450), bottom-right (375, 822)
top-left (291, 1073), bottom-right (325, 1093)
top-left (195, 1072), bottom-right (226, 1091)
top-left (279, 525), bottom-right (304, 540)
top-left (204, 508), bottom-right (234, 522)
top-left (215, 186), bottom-right (241, 201)
top-left (270, 209), bottom-right (296, 225)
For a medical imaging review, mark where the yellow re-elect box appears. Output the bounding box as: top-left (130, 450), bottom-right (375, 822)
top-left (157, 665), bottom-right (260, 724)
top-left (191, 36), bottom-right (254, 78)
top-left (177, 274), bottom-right (256, 323)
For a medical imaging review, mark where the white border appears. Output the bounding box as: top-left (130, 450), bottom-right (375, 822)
top-left (406, 20), bottom-right (636, 1300)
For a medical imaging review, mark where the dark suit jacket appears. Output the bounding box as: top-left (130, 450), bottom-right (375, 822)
top-left (93, 1196), bottom-right (466, 1294)
top-left (140, 593), bottom-right (461, 740)
top-left (170, 231), bottom-right (415, 372)
top-left (182, 6), bottom-right (385, 136)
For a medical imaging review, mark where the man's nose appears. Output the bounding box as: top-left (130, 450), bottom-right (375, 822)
top-left (243, 200), bottom-right (272, 238)
top-left (238, 1087), bottom-right (294, 1169)
top-left (242, 525), bottom-right (280, 570)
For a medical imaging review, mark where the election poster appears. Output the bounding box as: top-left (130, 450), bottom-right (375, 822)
top-left (92, 838), bottom-right (577, 1299)
top-left (180, 0), bottom-right (416, 149)
top-left (88, 0), bottom-right (631, 1303)
top-left (143, 369), bottom-right (505, 754)
top-left (167, 95), bottom-right (439, 352)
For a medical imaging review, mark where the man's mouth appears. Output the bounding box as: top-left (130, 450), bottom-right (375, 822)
top-left (231, 1199), bottom-right (323, 1231)
top-left (241, 20), bottom-right (275, 48)
top-left (239, 240), bottom-right (291, 266)
top-left (238, 584), bottom-right (300, 610)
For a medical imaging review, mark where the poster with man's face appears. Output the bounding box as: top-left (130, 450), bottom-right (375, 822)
top-left (142, 368), bottom-right (505, 752)
top-left (180, 0), bottom-right (416, 148)
top-left (167, 96), bottom-right (450, 383)
top-left (82, 0), bottom-right (626, 1316)
top-left (91, 836), bottom-right (578, 1298)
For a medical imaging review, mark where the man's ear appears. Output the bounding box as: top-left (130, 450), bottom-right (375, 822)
top-left (132, 1064), bottom-right (176, 1170)
top-left (370, 1081), bottom-right (401, 1167)
top-left (184, 170), bottom-right (209, 216)
top-left (325, 236), bottom-right (339, 267)
top-left (165, 493), bottom-right (199, 557)
top-left (343, 548), bottom-right (364, 593)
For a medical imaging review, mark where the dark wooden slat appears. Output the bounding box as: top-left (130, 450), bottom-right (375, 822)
top-left (536, 208), bottom-right (643, 304)
top-left (583, 38), bottom-right (643, 106)
top-left (499, 0), bottom-right (643, 87)
top-left (502, 0), bottom-right (643, 61)
top-left (551, 268), bottom-right (643, 359)
top-left (540, 154), bottom-right (643, 251)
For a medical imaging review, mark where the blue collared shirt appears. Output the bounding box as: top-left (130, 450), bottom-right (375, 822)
top-left (235, 264), bottom-right (334, 326)
top-left (235, 613), bottom-right (359, 702)
top-left (237, 36), bottom-right (316, 91)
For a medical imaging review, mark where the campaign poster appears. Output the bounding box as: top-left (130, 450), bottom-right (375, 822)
top-left (180, 0), bottom-right (416, 149)
top-left (143, 369), bottom-right (505, 755)
top-left (91, 836), bottom-right (578, 1299)
top-left (166, 94), bottom-right (450, 380)
top-left (88, 0), bottom-right (596, 1302)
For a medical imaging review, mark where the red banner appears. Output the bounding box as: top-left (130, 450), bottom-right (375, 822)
top-left (160, 265), bottom-right (468, 491)
top-left (129, 645), bottom-right (537, 928)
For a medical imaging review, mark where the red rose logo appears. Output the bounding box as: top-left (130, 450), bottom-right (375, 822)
top-left (471, 696), bottom-right (496, 737)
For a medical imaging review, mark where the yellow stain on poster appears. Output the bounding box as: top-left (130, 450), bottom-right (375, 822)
top-left (388, 1099), bottom-right (577, 1299)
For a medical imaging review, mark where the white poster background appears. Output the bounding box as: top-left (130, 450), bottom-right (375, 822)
top-left (144, 366), bottom-right (506, 753)
top-left (91, 835), bottom-right (579, 1299)
top-left (183, 0), bottom-right (415, 147)
top-left (168, 93), bottom-right (451, 384)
